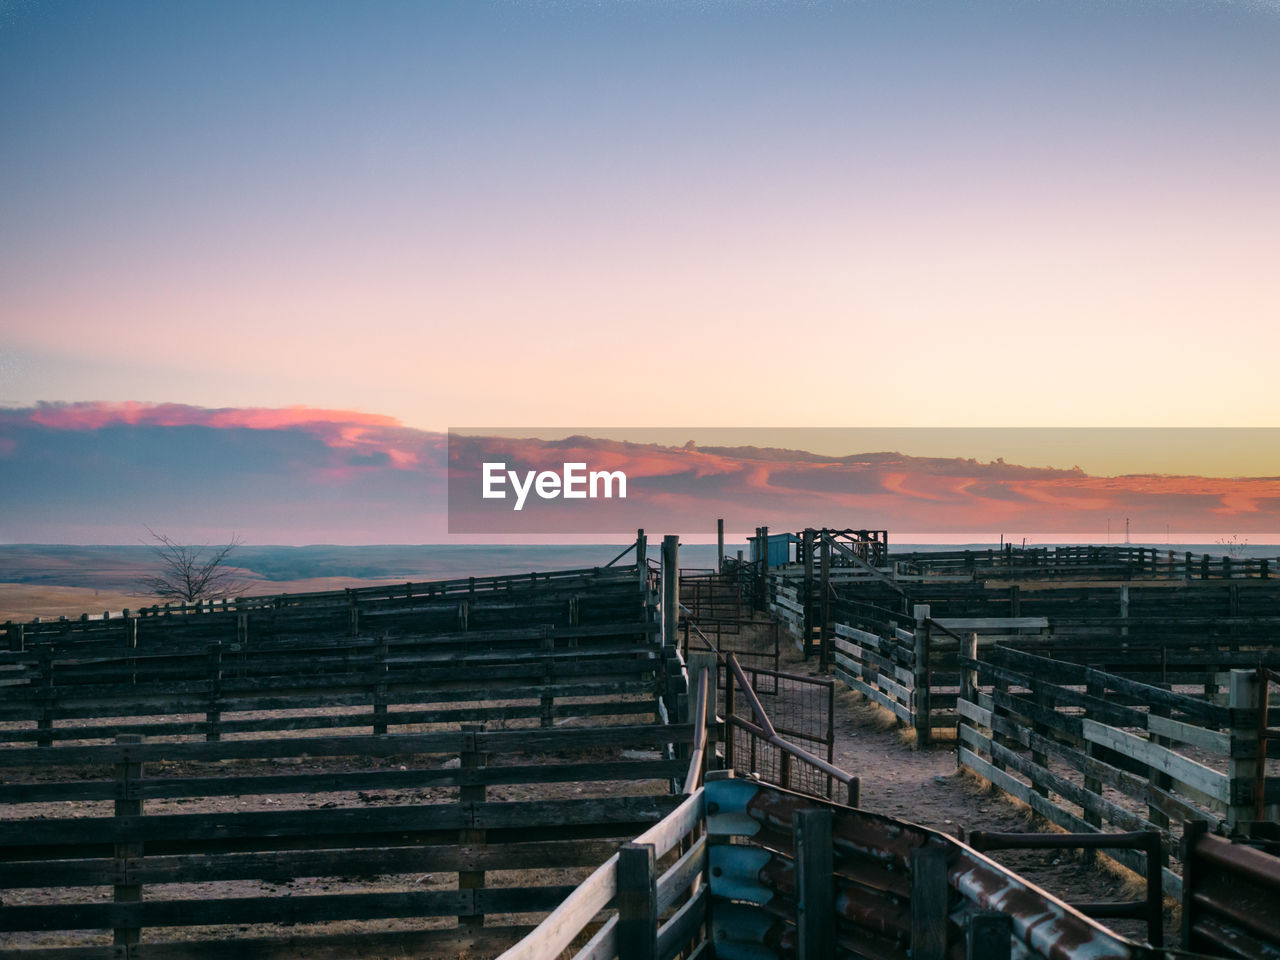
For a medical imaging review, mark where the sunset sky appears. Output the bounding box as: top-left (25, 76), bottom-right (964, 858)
top-left (2, 2), bottom-right (1278, 543)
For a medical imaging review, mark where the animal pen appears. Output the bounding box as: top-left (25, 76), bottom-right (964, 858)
top-left (4, 529), bottom-right (1280, 959)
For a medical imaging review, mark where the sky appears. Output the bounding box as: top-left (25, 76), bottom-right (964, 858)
top-left (1, 1), bottom-right (1278, 543)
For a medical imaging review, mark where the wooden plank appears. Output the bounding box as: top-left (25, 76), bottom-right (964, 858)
top-left (795, 808), bottom-right (834, 960)
top-left (932, 617), bottom-right (1048, 630)
top-left (618, 843), bottom-right (658, 960)
top-left (833, 665), bottom-right (912, 724)
top-left (1082, 719), bottom-right (1229, 803)
top-left (496, 855), bottom-right (619, 960)
top-left (655, 882), bottom-right (708, 960)
top-left (0, 890), bottom-right (476, 931)
top-left (910, 845), bottom-right (948, 960)
top-left (956, 698), bottom-right (992, 729)
top-left (572, 914), bottom-right (619, 960)
top-left (1146, 713), bottom-right (1230, 754)
top-left (958, 725), bottom-right (1158, 834)
top-left (656, 835), bottom-right (707, 914)
top-left (634, 789), bottom-right (703, 858)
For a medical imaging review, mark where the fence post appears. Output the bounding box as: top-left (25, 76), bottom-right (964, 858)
top-left (637, 528), bottom-right (647, 593)
top-left (124, 615), bottom-right (137, 685)
top-left (206, 642), bottom-right (222, 742)
top-left (540, 626), bottom-right (555, 727)
top-left (802, 528), bottom-right (815, 659)
top-left (717, 518), bottom-right (725, 571)
top-left (794, 809), bottom-right (834, 960)
top-left (966, 912), bottom-right (1012, 960)
top-left (913, 605), bottom-right (932, 747)
top-left (1228, 669), bottom-right (1261, 834)
top-left (724, 662), bottom-right (736, 772)
top-left (459, 724), bottom-right (487, 931)
top-left (819, 533), bottom-right (831, 672)
top-left (910, 844), bottom-right (949, 960)
top-left (114, 733), bottom-right (144, 951)
top-left (960, 633), bottom-right (978, 745)
top-left (662, 535), bottom-right (680, 648)
top-left (618, 842), bottom-right (658, 960)
top-left (373, 634), bottom-right (389, 736)
top-left (7, 621), bottom-right (23, 652)
top-left (38, 649), bottom-right (54, 747)
top-left (758, 525), bottom-right (770, 613)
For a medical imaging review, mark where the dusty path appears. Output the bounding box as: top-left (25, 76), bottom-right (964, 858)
top-left (768, 640), bottom-right (1177, 946)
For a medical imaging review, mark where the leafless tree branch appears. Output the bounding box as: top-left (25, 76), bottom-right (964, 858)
top-left (138, 527), bottom-right (248, 602)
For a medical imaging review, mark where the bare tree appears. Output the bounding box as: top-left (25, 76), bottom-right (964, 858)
top-left (139, 528), bottom-right (248, 602)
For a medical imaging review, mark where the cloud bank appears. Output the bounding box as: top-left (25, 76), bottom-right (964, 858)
top-left (1, 403), bottom-right (1276, 543)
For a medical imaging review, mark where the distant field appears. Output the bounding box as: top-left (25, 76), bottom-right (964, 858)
top-left (0, 542), bottom-right (732, 623)
top-left (0, 576), bottom-right (411, 622)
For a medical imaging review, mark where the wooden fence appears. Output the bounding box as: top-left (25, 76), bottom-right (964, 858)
top-left (2, 564), bottom-right (648, 650)
top-left (0, 720), bottom-right (704, 957)
top-left (894, 545), bottom-right (1277, 582)
top-left (827, 596), bottom-right (1047, 746)
top-left (956, 644), bottom-right (1277, 901)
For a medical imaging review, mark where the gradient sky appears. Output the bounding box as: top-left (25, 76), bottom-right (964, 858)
top-left (3, 0), bottom-right (1279, 431)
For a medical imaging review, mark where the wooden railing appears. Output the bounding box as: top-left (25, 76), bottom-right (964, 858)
top-left (956, 643), bottom-right (1275, 902)
top-left (0, 720), bottom-right (700, 957)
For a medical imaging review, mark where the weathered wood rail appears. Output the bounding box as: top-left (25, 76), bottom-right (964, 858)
top-left (894, 545), bottom-right (1276, 582)
top-left (956, 644), bottom-right (1277, 902)
top-left (0, 720), bottom-right (708, 957)
top-left (2, 564), bottom-right (648, 650)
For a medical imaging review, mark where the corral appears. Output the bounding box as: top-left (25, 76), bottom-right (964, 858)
top-left (4, 530), bottom-right (1280, 959)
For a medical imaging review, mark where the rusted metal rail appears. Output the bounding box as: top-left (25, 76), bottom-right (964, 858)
top-left (968, 829), bottom-right (1164, 947)
top-left (1183, 819), bottom-right (1280, 959)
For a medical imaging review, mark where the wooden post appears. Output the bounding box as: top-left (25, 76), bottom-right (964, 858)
top-left (913, 605), bottom-right (932, 747)
top-left (7, 621), bottom-right (22, 652)
top-left (114, 733), bottom-right (144, 950)
top-left (459, 724), bottom-right (487, 931)
top-left (717, 518), bottom-right (725, 571)
top-left (1083, 666), bottom-right (1104, 835)
top-left (373, 634), bottom-right (389, 736)
top-left (1009, 585), bottom-right (1020, 618)
top-left (818, 533), bottom-right (832, 672)
top-left (38, 649), bottom-right (54, 748)
top-left (960, 632), bottom-right (978, 714)
top-left (1227, 669), bottom-right (1260, 833)
top-left (1119, 585), bottom-right (1129, 639)
top-left (910, 845), bottom-right (949, 960)
top-left (802, 528), bottom-right (815, 659)
top-left (662, 535), bottom-right (679, 649)
top-left (966, 912), bottom-right (1012, 960)
top-left (794, 809), bottom-right (834, 960)
top-left (724, 662), bottom-right (736, 772)
top-left (206, 643), bottom-right (222, 742)
top-left (540, 626), bottom-right (555, 727)
top-left (637, 528), bottom-right (647, 592)
top-left (1180, 820), bottom-right (1209, 948)
top-left (617, 842), bottom-right (658, 960)
top-left (759, 525), bottom-right (770, 613)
